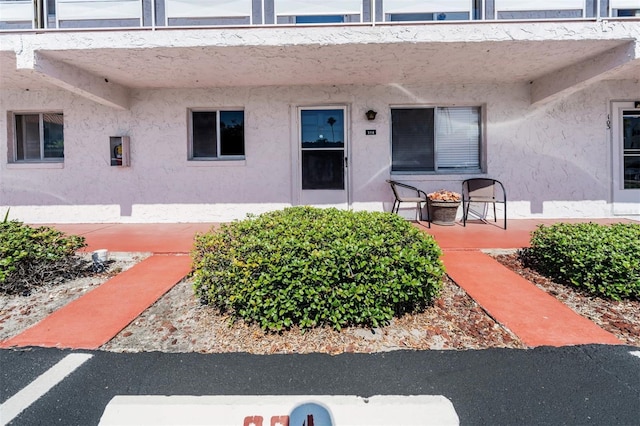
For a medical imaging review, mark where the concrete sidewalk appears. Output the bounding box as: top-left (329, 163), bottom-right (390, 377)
top-left (1, 219), bottom-right (632, 350)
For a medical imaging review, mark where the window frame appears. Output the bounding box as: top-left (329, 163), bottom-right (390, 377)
top-left (390, 104), bottom-right (486, 175)
top-left (10, 111), bottom-right (65, 163)
top-left (188, 108), bottom-right (245, 161)
top-left (622, 110), bottom-right (640, 189)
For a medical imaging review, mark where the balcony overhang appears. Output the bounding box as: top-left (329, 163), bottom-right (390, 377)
top-left (14, 51), bottom-right (130, 110)
top-left (531, 40), bottom-right (639, 106)
top-left (1, 21), bottom-right (638, 109)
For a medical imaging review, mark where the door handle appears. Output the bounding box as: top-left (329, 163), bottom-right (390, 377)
top-left (344, 157), bottom-right (348, 168)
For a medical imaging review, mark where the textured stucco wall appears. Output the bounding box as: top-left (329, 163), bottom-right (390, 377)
top-left (1, 79), bottom-right (639, 223)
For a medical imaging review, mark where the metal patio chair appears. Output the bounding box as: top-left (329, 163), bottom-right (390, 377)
top-left (386, 180), bottom-right (430, 227)
top-left (462, 178), bottom-right (507, 229)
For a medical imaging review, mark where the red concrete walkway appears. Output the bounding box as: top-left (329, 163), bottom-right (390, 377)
top-left (426, 218), bottom-right (630, 347)
top-left (1, 218), bottom-right (634, 349)
top-left (442, 251), bottom-right (621, 347)
top-left (1, 255), bottom-right (192, 350)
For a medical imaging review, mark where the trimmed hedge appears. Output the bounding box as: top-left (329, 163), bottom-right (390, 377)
top-left (524, 222), bottom-right (640, 300)
top-left (0, 220), bottom-right (87, 294)
top-left (192, 207), bottom-right (444, 331)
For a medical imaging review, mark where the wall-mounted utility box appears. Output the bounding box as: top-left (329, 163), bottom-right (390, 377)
top-left (110, 136), bottom-right (130, 167)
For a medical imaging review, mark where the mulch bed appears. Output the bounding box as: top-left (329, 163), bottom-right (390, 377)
top-left (101, 276), bottom-right (526, 354)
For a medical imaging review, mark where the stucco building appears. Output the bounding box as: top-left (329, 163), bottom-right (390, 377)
top-left (1, 0), bottom-right (639, 223)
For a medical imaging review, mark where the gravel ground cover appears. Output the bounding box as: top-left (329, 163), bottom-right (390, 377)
top-left (101, 276), bottom-right (525, 354)
top-left (0, 253), bottom-right (149, 342)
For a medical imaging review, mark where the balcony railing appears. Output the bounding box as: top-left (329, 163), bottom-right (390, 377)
top-left (1, 0), bottom-right (639, 30)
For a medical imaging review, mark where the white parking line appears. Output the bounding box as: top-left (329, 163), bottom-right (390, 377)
top-left (631, 351), bottom-right (640, 359)
top-left (0, 353), bottom-right (93, 426)
top-left (100, 395), bottom-right (459, 425)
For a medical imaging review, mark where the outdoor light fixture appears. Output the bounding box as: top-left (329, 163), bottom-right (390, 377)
top-left (635, 101), bottom-right (640, 108)
top-left (365, 110), bottom-right (377, 121)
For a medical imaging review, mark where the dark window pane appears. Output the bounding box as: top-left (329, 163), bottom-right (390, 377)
top-left (623, 114), bottom-right (640, 150)
top-left (624, 156), bottom-right (640, 189)
top-left (43, 113), bottom-right (64, 158)
top-left (616, 9), bottom-right (640, 17)
top-left (295, 15), bottom-right (344, 23)
top-left (192, 112), bottom-right (217, 157)
top-left (391, 109), bottom-right (435, 172)
top-left (622, 111), bottom-right (640, 189)
top-left (220, 111), bottom-right (245, 156)
top-left (389, 12), bottom-right (469, 21)
top-left (301, 109), bottom-right (344, 148)
top-left (15, 114), bottom-right (41, 160)
top-left (15, 115), bottom-right (26, 160)
top-left (302, 150), bottom-right (344, 190)
top-left (389, 13), bottom-right (434, 21)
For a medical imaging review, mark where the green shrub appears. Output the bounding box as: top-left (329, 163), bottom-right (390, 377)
top-left (192, 206), bottom-right (444, 331)
top-left (0, 220), bottom-right (87, 294)
top-left (524, 222), bottom-right (640, 300)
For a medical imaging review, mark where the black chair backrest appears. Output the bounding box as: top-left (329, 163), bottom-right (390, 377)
top-left (466, 178), bottom-right (497, 199)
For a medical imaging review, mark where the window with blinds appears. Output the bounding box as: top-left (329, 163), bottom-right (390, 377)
top-left (391, 106), bottom-right (481, 173)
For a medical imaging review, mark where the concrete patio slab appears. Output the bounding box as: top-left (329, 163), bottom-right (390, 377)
top-left (48, 223), bottom-right (217, 253)
top-left (419, 218), bottom-right (637, 250)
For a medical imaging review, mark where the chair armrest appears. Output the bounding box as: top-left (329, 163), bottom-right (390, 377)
top-left (387, 180), bottom-right (427, 199)
top-left (495, 180), bottom-right (507, 202)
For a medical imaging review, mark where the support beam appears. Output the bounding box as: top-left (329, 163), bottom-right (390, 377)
top-left (15, 51), bottom-right (130, 110)
top-left (531, 41), bottom-right (638, 106)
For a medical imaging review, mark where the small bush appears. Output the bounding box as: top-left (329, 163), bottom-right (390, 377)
top-left (524, 222), bottom-right (640, 300)
top-left (0, 220), bottom-right (87, 295)
top-left (192, 207), bottom-right (444, 331)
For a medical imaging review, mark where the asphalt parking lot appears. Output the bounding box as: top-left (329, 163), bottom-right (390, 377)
top-left (2, 345), bottom-right (639, 425)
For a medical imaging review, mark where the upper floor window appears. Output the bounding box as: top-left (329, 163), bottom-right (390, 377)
top-left (295, 15), bottom-right (344, 23)
top-left (615, 9), bottom-right (640, 17)
top-left (391, 106), bottom-right (482, 173)
top-left (388, 12), bottom-right (470, 21)
top-left (12, 113), bottom-right (64, 162)
top-left (189, 110), bottom-right (245, 159)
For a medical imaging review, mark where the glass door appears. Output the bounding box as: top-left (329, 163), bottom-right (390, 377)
top-left (298, 107), bottom-right (349, 208)
top-left (611, 102), bottom-right (640, 215)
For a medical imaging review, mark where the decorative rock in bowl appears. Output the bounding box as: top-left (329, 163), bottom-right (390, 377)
top-left (427, 189), bottom-right (461, 226)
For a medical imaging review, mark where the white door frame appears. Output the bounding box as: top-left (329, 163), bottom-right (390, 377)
top-left (611, 101), bottom-right (640, 215)
top-left (291, 105), bottom-right (351, 208)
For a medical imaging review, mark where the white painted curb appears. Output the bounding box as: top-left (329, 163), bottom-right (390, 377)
top-left (99, 394), bottom-right (459, 425)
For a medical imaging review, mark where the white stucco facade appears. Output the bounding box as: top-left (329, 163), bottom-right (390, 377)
top-left (1, 17), bottom-right (639, 223)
